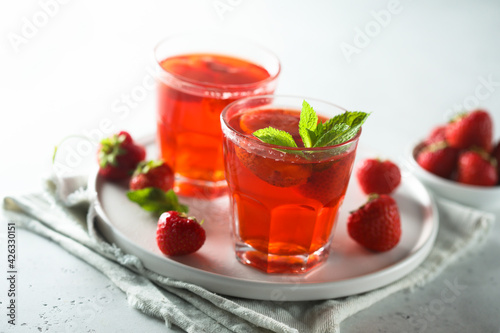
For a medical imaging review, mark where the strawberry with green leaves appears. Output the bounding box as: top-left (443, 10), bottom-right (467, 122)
top-left (493, 140), bottom-right (500, 178)
top-left (127, 159), bottom-right (187, 216)
top-left (156, 211), bottom-right (206, 256)
top-left (424, 125), bottom-right (447, 145)
top-left (97, 131), bottom-right (146, 180)
top-left (456, 150), bottom-right (498, 186)
top-left (356, 158), bottom-right (401, 195)
top-left (347, 194), bottom-right (401, 252)
top-left (445, 109), bottom-right (493, 151)
top-left (416, 142), bottom-right (459, 179)
top-left (129, 160), bottom-right (174, 192)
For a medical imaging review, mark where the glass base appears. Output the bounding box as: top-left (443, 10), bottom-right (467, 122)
top-left (235, 242), bottom-right (331, 274)
top-left (174, 175), bottom-right (228, 200)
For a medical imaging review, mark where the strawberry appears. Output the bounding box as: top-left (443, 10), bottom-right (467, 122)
top-left (445, 109), bottom-right (493, 151)
top-left (424, 125), bottom-right (447, 145)
top-left (416, 142), bottom-right (459, 179)
top-left (297, 153), bottom-right (355, 205)
top-left (493, 140), bottom-right (500, 178)
top-left (239, 109), bottom-right (301, 143)
top-left (129, 160), bottom-right (174, 192)
top-left (456, 150), bottom-right (498, 186)
top-left (235, 146), bottom-right (312, 187)
top-left (97, 131), bottom-right (146, 180)
top-left (356, 158), bottom-right (401, 195)
top-left (156, 211), bottom-right (205, 256)
top-left (347, 194), bottom-right (401, 252)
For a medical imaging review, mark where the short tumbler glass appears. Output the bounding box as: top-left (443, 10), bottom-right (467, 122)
top-left (221, 95), bottom-right (361, 273)
top-left (154, 33), bottom-right (280, 199)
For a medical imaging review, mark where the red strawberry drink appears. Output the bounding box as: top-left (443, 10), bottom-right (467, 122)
top-left (221, 96), bottom-right (366, 273)
top-left (154, 34), bottom-right (280, 199)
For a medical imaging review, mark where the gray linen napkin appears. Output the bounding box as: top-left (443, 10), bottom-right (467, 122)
top-left (1, 177), bottom-right (494, 333)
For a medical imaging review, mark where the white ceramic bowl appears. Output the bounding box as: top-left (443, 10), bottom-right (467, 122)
top-left (405, 141), bottom-right (500, 210)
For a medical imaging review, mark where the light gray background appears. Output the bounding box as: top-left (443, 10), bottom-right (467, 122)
top-left (1, 0), bottom-right (500, 332)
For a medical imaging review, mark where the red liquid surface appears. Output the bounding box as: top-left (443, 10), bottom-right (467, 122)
top-left (157, 53), bottom-right (273, 198)
top-left (224, 109), bottom-right (358, 273)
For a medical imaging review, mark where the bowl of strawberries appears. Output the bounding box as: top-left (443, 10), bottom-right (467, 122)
top-left (407, 109), bottom-right (500, 209)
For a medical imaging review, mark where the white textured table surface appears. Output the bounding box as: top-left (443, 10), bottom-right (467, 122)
top-left (1, 0), bottom-right (500, 332)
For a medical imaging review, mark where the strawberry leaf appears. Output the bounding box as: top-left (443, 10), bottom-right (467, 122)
top-left (133, 160), bottom-right (164, 176)
top-left (127, 188), bottom-right (188, 216)
top-left (99, 134), bottom-right (127, 168)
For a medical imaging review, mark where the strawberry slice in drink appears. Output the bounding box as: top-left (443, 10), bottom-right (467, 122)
top-left (235, 146), bottom-right (312, 187)
top-left (240, 109), bottom-right (302, 144)
top-left (234, 108), bottom-right (312, 187)
top-left (297, 153), bottom-right (356, 206)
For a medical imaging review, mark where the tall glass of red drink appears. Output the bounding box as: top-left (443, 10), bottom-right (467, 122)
top-left (154, 33), bottom-right (280, 199)
top-left (221, 96), bottom-right (362, 273)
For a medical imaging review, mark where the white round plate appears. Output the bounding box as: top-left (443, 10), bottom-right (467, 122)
top-left (88, 144), bottom-right (438, 301)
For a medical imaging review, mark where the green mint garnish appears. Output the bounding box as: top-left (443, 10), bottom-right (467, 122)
top-left (298, 100), bottom-right (319, 148)
top-left (127, 188), bottom-right (188, 216)
top-left (253, 127), bottom-right (298, 148)
top-left (252, 100), bottom-right (369, 150)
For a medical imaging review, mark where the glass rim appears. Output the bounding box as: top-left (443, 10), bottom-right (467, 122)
top-left (221, 94), bottom-right (362, 152)
top-left (153, 32), bottom-right (281, 92)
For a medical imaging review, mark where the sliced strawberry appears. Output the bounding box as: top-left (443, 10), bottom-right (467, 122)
top-left (347, 194), bottom-right (401, 252)
top-left (97, 131), bottom-right (146, 180)
top-left (240, 109), bottom-right (302, 143)
top-left (445, 109), bottom-right (493, 151)
top-left (356, 158), bottom-right (401, 195)
top-left (456, 150), bottom-right (498, 186)
top-left (416, 141), bottom-right (459, 179)
top-left (297, 152), bottom-right (356, 205)
top-left (235, 146), bottom-right (312, 187)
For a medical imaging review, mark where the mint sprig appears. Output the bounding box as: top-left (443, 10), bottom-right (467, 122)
top-left (252, 100), bottom-right (369, 150)
top-left (298, 100), bottom-right (318, 148)
top-left (127, 188), bottom-right (188, 216)
top-left (253, 127), bottom-right (298, 148)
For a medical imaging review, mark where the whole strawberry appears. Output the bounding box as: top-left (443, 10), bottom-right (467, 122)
top-left (347, 194), bottom-right (401, 252)
top-left (416, 142), bottom-right (459, 179)
top-left (97, 131), bottom-right (146, 180)
top-left (493, 140), bottom-right (500, 178)
top-left (445, 109), bottom-right (493, 151)
top-left (156, 211), bottom-right (205, 256)
top-left (456, 150), bottom-right (498, 186)
top-left (356, 158), bottom-right (401, 195)
top-left (424, 125), bottom-right (447, 145)
top-left (130, 160), bottom-right (174, 192)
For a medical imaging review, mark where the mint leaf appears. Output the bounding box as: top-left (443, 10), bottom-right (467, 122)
top-left (328, 112), bottom-right (369, 146)
top-left (127, 188), bottom-right (188, 216)
top-left (312, 111), bottom-right (369, 147)
top-left (253, 127), bottom-right (298, 148)
top-left (313, 123), bottom-right (350, 147)
top-left (299, 100), bottom-right (318, 147)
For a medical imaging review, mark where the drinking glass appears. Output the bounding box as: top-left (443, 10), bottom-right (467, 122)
top-left (154, 33), bottom-right (280, 199)
top-left (221, 95), bottom-right (361, 273)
